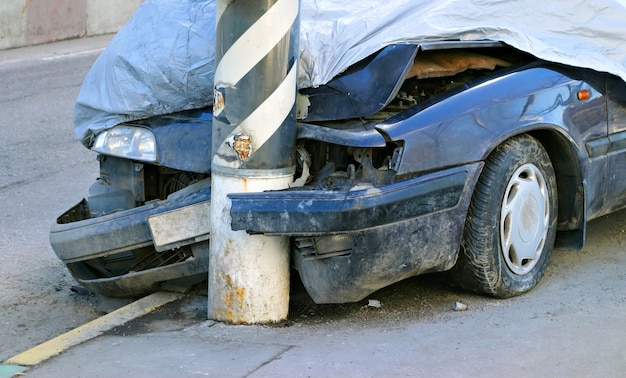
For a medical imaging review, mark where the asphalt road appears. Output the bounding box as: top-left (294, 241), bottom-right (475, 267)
top-left (1, 36), bottom-right (625, 376)
top-left (0, 35), bottom-right (133, 361)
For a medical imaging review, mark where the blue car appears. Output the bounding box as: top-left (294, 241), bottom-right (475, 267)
top-left (50, 40), bottom-right (626, 302)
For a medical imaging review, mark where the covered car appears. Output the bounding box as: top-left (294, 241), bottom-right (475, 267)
top-left (50, 0), bottom-right (626, 301)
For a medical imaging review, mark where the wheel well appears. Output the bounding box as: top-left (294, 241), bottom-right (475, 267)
top-left (528, 129), bottom-right (585, 249)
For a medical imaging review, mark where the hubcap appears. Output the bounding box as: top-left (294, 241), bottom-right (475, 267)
top-left (500, 163), bottom-right (549, 275)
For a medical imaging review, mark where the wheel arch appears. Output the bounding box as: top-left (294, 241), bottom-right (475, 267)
top-left (526, 128), bottom-right (586, 250)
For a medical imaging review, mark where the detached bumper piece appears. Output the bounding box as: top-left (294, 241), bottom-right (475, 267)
top-left (50, 179), bottom-right (212, 297)
top-left (230, 164), bottom-right (482, 303)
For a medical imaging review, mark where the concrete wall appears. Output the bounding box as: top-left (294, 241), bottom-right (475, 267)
top-left (0, 0), bottom-right (143, 50)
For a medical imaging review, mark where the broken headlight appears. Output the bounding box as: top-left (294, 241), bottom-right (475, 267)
top-left (92, 125), bottom-right (157, 162)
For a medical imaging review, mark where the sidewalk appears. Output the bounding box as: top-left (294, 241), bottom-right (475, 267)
top-left (3, 278), bottom-right (624, 378)
top-left (0, 290), bottom-right (579, 377)
top-left (0, 34), bottom-right (113, 67)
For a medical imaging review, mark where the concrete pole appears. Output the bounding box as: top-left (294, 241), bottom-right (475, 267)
top-left (208, 0), bottom-right (300, 323)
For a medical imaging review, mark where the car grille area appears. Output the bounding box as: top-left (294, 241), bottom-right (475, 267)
top-left (67, 245), bottom-right (194, 280)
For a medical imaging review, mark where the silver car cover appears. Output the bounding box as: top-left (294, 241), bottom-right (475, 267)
top-left (74, 0), bottom-right (626, 146)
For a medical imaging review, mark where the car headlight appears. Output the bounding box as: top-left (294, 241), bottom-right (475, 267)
top-left (92, 125), bottom-right (157, 162)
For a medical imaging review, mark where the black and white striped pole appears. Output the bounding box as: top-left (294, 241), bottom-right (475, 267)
top-left (208, 0), bottom-right (300, 323)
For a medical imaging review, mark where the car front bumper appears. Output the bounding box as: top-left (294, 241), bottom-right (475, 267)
top-left (49, 179), bottom-right (212, 297)
top-left (230, 163), bottom-right (483, 303)
top-left (52, 162), bottom-right (481, 302)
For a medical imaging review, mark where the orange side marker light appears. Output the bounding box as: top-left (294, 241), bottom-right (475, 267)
top-left (577, 89), bottom-right (591, 101)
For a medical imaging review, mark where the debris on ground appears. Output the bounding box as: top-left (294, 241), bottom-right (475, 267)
top-left (452, 301), bottom-right (468, 311)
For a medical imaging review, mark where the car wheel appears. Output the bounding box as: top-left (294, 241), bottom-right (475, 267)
top-left (452, 134), bottom-right (557, 298)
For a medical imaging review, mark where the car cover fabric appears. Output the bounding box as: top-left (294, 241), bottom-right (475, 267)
top-left (74, 0), bottom-right (626, 146)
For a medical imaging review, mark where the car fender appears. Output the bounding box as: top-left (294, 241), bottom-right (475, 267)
top-left (377, 65), bottom-right (607, 178)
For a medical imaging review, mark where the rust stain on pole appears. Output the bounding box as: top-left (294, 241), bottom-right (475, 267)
top-left (213, 89), bottom-right (225, 116)
top-left (232, 134), bottom-right (252, 161)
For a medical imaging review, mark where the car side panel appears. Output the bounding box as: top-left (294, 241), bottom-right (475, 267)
top-left (378, 65), bottom-right (609, 217)
top-left (379, 67), bottom-right (605, 174)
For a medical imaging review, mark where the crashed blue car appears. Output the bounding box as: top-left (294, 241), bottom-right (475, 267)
top-left (50, 39), bottom-right (626, 303)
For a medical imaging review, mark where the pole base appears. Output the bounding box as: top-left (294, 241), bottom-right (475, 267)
top-left (208, 170), bottom-right (292, 324)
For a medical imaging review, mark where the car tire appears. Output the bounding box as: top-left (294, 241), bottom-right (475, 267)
top-left (452, 134), bottom-right (557, 298)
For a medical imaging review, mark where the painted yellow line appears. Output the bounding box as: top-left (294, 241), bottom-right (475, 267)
top-left (3, 291), bottom-right (183, 367)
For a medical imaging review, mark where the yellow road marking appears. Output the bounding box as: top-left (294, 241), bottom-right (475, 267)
top-left (3, 291), bottom-right (183, 367)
